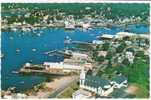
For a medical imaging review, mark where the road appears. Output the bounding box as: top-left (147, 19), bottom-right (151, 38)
top-left (49, 75), bottom-right (79, 98)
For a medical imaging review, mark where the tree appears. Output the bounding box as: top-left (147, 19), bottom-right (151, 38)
top-left (135, 51), bottom-right (144, 57)
top-left (102, 42), bottom-right (110, 51)
top-left (122, 58), bottom-right (130, 66)
top-left (106, 51), bottom-right (113, 60)
top-left (96, 56), bottom-right (105, 63)
top-left (116, 42), bottom-right (126, 53)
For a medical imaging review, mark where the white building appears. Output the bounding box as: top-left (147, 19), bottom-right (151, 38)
top-left (125, 51), bottom-right (134, 64)
top-left (100, 34), bottom-right (115, 40)
top-left (79, 68), bottom-right (114, 96)
top-left (92, 40), bottom-right (104, 45)
top-left (115, 32), bottom-right (136, 39)
top-left (115, 32), bottom-right (149, 40)
top-left (72, 89), bottom-right (92, 99)
top-left (3, 93), bottom-right (27, 99)
top-left (71, 52), bottom-right (90, 61)
top-left (82, 23), bottom-right (91, 29)
top-left (65, 21), bottom-right (75, 29)
top-left (43, 62), bottom-right (82, 73)
top-left (98, 51), bottom-right (108, 57)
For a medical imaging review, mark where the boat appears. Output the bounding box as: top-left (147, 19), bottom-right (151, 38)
top-left (64, 36), bottom-right (72, 44)
top-left (16, 49), bottom-right (20, 52)
top-left (12, 70), bottom-right (19, 74)
top-left (20, 81), bottom-right (25, 84)
top-left (9, 37), bottom-right (14, 40)
top-left (37, 33), bottom-right (41, 37)
top-left (32, 48), bottom-right (37, 52)
top-left (58, 50), bottom-right (73, 58)
top-left (0, 54), bottom-right (4, 58)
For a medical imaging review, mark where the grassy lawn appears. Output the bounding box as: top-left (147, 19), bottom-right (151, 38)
top-left (127, 83), bottom-right (149, 98)
top-left (57, 82), bottom-right (79, 98)
top-left (133, 83), bottom-right (149, 98)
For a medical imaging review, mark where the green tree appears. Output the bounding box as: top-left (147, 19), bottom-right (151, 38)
top-left (102, 42), bottom-right (110, 51)
top-left (122, 58), bottom-right (130, 66)
top-left (96, 56), bottom-right (105, 63)
top-left (116, 42), bottom-right (126, 53)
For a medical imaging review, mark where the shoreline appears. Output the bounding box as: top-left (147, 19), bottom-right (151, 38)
top-left (1, 21), bottom-right (149, 32)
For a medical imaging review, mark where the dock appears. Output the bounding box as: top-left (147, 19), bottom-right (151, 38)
top-left (71, 41), bottom-right (93, 45)
top-left (19, 64), bottom-right (69, 76)
top-left (44, 50), bottom-right (72, 58)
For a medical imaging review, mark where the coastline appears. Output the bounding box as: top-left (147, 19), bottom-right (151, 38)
top-left (1, 20), bottom-right (149, 32)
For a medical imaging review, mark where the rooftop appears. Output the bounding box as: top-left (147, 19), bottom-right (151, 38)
top-left (112, 75), bottom-right (127, 84)
top-left (72, 89), bottom-right (92, 99)
top-left (85, 75), bottom-right (110, 88)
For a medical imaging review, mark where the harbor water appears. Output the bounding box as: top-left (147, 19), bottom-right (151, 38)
top-left (1, 24), bottom-right (149, 91)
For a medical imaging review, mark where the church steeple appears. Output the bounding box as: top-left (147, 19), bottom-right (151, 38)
top-left (80, 67), bottom-right (85, 86)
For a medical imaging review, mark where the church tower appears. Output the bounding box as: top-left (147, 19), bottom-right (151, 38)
top-left (80, 67), bottom-right (86, 87)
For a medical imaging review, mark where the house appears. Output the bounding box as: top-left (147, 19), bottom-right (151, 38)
top-left (72, 52), bottom-right (90, 61)
top-left (64, 21), bottom-right (75, 30)
top-left (79, 68), bottom-right (114, 96)
top-left (72, 89), bottom-right (92, 99)
top-left (99, 34), bottom-right (115, 40)
top-left (98, 51), bottom-right (108, 57)
top-left (25, 62), bottom-right (31, 67)
top-left (82, 23), bottom-right (91, 29)
top-left (125, 51), bottom-right (134, 64)
top-left (92, 40), bottom-right (104, 45)
top-left (3, 93), bottom-right (27, 99)
top-left (115, 32), bottom-right (136, 39)
top-left (110, 75), bottom-right (128, 89)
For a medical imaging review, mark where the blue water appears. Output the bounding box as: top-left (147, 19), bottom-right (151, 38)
top-left (1, 24), bottom-right (149, 91)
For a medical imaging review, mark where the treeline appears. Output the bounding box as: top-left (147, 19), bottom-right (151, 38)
top-left (2, 3), bottom-right (149, 20)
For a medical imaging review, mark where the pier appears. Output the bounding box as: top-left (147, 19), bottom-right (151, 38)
top-left (71, 41), bottom-right (93, 45)
top-left (19, 63), bottom-right (69, 76)
top-left (19, 62), bottom-right (82, 76)
top-left (44, 50), bottom-right (72, 58)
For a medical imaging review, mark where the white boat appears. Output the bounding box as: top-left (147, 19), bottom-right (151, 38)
top-left (16, 49), bottom-right (20, 52)
top-left (0, 54), bottom-right (4, 58)
top-left (12, 70), bottom-right (19, 74)
top-left (37, 33), bottom-right (41, 37)
top-left (32, 48), bottom-right (36, 52)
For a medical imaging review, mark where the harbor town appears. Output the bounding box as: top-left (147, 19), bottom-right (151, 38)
top-left (1, 3), bottom-right (150, 99)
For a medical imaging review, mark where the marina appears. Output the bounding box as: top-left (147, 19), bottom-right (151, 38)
top-left (1, 25), bottom-right (149, 92)
top-left (1, 3), bottom-right (150, 99)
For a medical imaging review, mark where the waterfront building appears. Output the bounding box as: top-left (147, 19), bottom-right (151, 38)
top-left (64, 21), bottom-right (75, 29)
top-left (92, 40), bottom-right (104, 45)
top-left (115, 32), bottom-right (136, 39)
top-left (25, 62), bottom-right (31, 67)
top-left (99, 34), bottom-right (115, 40)
top-left (71, 52), bottom-right (89, 61)
top-left (3, 93), bottom-right (27, 99)
top-left (43, 62), bottom-right (82, 73)
top-left (82, 23), bottom-right (91, 29)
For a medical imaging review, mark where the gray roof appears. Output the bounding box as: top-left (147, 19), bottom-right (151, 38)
top-left (112, 75), bottom-right (127, 84)
top-left (84, 75), bottom-right (110, 88)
